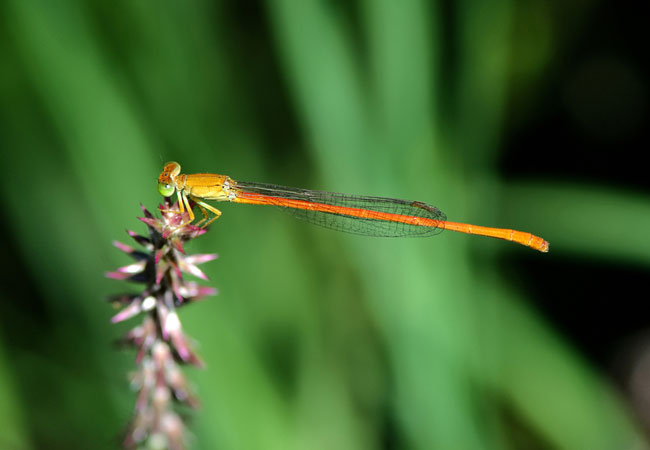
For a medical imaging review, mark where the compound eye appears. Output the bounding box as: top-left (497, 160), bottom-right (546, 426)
top-left (158, 182), bottom-right (175, 197)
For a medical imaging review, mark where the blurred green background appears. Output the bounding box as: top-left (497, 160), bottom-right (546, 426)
top-left (1, 1), bottom-right (648, 449)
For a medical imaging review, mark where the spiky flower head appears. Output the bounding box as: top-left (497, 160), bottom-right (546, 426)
top-left (107, 199), bottom-right (217, 449)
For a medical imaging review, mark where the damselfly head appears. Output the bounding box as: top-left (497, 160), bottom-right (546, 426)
top-left (158, 161), bottom-right (181, 197)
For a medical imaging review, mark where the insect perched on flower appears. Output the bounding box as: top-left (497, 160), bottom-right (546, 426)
top-left (157, 161), bottom-right (549, 251)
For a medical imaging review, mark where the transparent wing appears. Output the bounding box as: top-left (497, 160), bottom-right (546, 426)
top-left (232, 181), bottom-right (447, 238)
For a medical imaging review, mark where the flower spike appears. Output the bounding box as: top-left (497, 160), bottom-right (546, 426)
top-left (107, 198), bottom-right (217, 449)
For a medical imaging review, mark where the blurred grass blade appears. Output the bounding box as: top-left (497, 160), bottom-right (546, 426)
top-left (503, 182), bottom-right (650, 263)
top-left (489, 283), bottom-right (642, 449)
top-left (0, 343), bottom-right (32, 450)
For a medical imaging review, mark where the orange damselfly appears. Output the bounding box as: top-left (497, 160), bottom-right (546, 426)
top-left (157, 162), bottom-right (549, 252)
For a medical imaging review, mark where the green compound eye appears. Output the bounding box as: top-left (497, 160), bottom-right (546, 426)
top-left (158, 182), bottom-right (175, 197)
